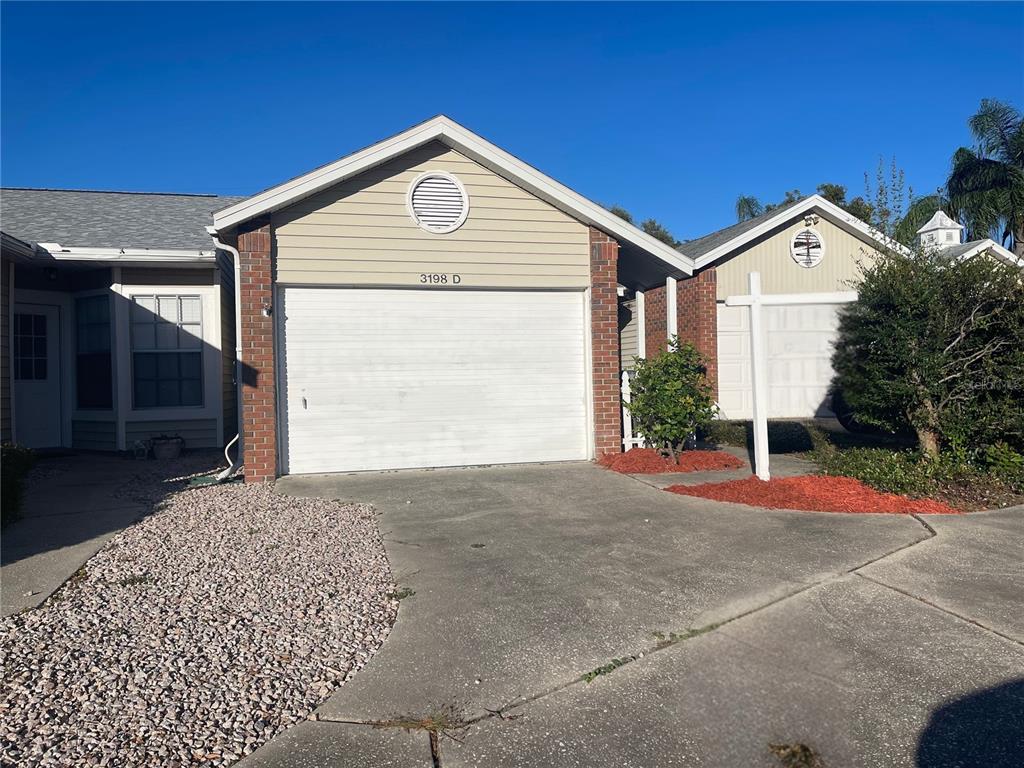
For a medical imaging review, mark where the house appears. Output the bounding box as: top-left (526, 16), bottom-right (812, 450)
top-left (0, 189), bottom-right (243, 452)
top-left (3, 116), bottom-right (1017, 479)
top-left (620, 196), bottom-right (1020, 422)
top-left (208, 116), bottom-right (693, 480)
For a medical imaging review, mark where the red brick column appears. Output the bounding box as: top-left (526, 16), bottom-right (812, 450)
top-left (676, 267), bottom-right (718, 398)
top-left (643, 283), bottom-right (667, 358)
top-left (589, 227), bottom-right (622, 457)
top-left (237, 218), bottom-right (277, 482)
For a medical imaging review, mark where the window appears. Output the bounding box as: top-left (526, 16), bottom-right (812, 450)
top-left (13, 313), bottom-right (47, 380)
top-left (790, 228), bottom-right (825, 268)
top-left (131, 295), bottom-right (203, 408)
top-left (407, 172), bottom-right (469, 233)
top-left (76, 295), bottom-right (113, 409)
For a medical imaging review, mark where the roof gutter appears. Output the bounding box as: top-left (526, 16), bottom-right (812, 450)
top-left (207, 226), bottom-right (244, 482)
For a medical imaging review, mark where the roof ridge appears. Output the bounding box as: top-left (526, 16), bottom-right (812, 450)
top-left (0, 187), bottom-right (237, 198)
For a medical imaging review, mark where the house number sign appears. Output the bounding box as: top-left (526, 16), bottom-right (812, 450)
top-left (419, 273), bottom-right (461, 284)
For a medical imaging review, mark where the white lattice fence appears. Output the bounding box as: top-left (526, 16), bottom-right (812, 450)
top-left (621, 370), bottom-right (645, 450)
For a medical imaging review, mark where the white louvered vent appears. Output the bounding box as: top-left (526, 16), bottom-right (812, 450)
top-left (407, 172), bottom-right (469, 233)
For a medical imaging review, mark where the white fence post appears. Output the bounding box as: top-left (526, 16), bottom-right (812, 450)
top-left (621, 370), bottom-right (634, 449)
top-left (748, 272), bottom-right (770, 481)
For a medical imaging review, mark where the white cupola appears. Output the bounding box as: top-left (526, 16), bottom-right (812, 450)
top-left (917, 211), bottom-right (963, 252)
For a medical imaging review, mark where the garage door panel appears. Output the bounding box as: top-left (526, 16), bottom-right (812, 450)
top-left (280, 288), bottom-right (589, 474)
top-left (717, 303), bottom-right (843, 420)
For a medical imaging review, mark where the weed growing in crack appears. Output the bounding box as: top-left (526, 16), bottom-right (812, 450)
top-left (389, 586), bottom-right (416, 600)
top-left (651, 622), bottom-right (722, 649)
top-left (372, 704), bottom-right (469, 736)
top-left (582, 656), bottom-right (635, 683)
top-left (769, 742), bottom-right (825, 768)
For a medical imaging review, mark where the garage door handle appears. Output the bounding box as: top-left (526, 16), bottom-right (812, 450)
top-left (302, 396), bottom-right (308, 409)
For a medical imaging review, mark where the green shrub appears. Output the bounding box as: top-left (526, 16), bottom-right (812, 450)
top-left (982, 442), bottom-right (1024, 490)
top-left (832, 246), bottom-right (1024, 458)
top-left (813, 445), bottom-right (935, 496)
top-left (627, 337), bottom-right (717, 462)
top-left (1, 444), bottom-right (35, 527)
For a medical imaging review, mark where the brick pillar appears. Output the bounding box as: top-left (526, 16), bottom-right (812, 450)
top-left (675, 267), bottom-right (719, 398)
top-left (643, 283), bottom-right (667, 358)
top-left (237, 218), bottom-right (277, 482)
top-left (589, 227), bottom-right (622, 457)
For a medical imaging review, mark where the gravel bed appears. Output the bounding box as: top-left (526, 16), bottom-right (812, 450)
top-left (1, 457), bottom-right (398, 767)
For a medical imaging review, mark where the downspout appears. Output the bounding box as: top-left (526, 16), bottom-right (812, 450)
top-left (207, 226), bottom-right (244, 482)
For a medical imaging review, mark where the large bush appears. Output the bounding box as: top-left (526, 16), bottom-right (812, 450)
top-left (626, 337), bottom-right (717, 462)
top-left (832, 247), bottom-right (1024, 457)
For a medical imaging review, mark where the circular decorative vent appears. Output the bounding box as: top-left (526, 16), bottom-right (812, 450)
top-left (407, 172), bottom-right (469, 233)
top-left (791, 227), bottom-right (825, 268)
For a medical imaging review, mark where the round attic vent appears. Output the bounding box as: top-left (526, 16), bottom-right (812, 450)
top-left (407, 172), bottom-right (469, 233)
top-left (791, 227), bottom-right (825, 268)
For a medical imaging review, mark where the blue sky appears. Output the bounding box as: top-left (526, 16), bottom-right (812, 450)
top-left (2, 2), bottom-right (1021, 239)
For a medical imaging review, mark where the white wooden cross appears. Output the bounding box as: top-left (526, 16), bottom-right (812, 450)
top-left (724, 272), bottom-right (857, 481)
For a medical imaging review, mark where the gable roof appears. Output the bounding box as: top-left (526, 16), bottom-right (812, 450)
top-left (685, 194), bottom-right (907, 269)
top-left (941, 238), bottom-right (1023, 268)
top-left (680, 198), bottom-right (804, 262)
top-left (212, 115), bottom-right (692, 276)
top-left (0, 188), bottom-right (245, 252)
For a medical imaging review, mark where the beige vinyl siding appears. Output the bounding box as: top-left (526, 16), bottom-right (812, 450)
top-left (619, 298), bottom-right (639, 370)
top-left (125, 418), bottom-right (219, 448)
top-left (273, 141), bottom-right (591, 289)
top-left (72, 419), bottom-right (116, 450)
top-left (715, 217), bottom-right (881, 300)
top-left (1, 259), bottom-right (10, 442)
top-left (219, 254), bottom-right (237, 441)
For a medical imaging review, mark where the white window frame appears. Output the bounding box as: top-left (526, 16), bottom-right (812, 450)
top-left (129, 293), bottom-right (205, 410)
top-left (112, 281), bottom-right (222, 426)
top-left (72, 289), bottom-right (116, 414)
top-left (406, 170), bottom-right (470, 234)
top-left (790, 227), bottom-right (825, 268)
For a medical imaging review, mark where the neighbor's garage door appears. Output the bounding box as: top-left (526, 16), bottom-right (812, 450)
top-left (717, 303), bottom-right (843, 420)
top-left (279, 288), bottom-right (589, 474)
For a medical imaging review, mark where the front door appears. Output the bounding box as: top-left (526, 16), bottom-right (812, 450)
top-left (13, 304), bottom-right (62, 448)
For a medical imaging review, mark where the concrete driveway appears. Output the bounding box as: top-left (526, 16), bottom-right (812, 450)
top-left (257, 462), bottom-right (1024, 768)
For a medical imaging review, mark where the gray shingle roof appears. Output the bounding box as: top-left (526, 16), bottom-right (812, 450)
top-left (937, 240), bottom-right (987, 260)
top-left (679, 198), bottom-right (805, 259)
top-left (0, 188), bottom-right (247, 251)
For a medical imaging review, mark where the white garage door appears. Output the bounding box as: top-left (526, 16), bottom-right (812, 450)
top-left (279, 288), bottom-right (590, 474)
top-left (717, 303), bottom-right (842, 420)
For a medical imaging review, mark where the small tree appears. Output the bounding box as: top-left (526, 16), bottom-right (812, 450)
top-left (832, 247), bottom-right (1024, 457)
top-left (626, 338), bottom-right (717, 462)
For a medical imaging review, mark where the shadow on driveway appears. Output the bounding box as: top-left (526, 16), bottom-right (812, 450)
top-left (916, 678), bottom-right (1024, 767)
top-left (1, 452), bottom-right (217, 616)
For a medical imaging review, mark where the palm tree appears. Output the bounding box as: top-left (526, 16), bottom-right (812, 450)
top-left (946, 99), bottom-right (1024, 257)
top-left (735, 195), bottom-right (764, 222)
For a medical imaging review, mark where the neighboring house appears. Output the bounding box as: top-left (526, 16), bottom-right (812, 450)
top-left (621, 196), bottom-right (1020, 422)
top-left (3, 117), bottom-right (1017, 478)
top-left (0, 189), bottom-right (243, 451)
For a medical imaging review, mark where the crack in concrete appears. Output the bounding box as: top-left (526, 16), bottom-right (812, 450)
top-left (854, 572), bottom-right (1023, 647)
top-left (310, 509), bottom-right (978, 763)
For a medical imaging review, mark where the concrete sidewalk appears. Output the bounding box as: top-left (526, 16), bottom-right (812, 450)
top-left (249, 463), bottom-right (1024, 767)
top-left (1, 454), bottom-right (149, 616)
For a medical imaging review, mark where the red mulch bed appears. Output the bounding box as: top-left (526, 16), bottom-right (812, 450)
top-left (599, 447), bottom-right (745, 474)
top-left (665, 475), bottom-right (961, 515)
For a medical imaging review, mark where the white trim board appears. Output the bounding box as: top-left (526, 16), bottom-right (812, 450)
top-left (211, 115), bottom-right (693, 276)
top-left (954, 239), bottom-right (1023, 268)
top-left (35, 245), bottom-right (216, 265)
top-left (693, 194), bottom-right (910, 270)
